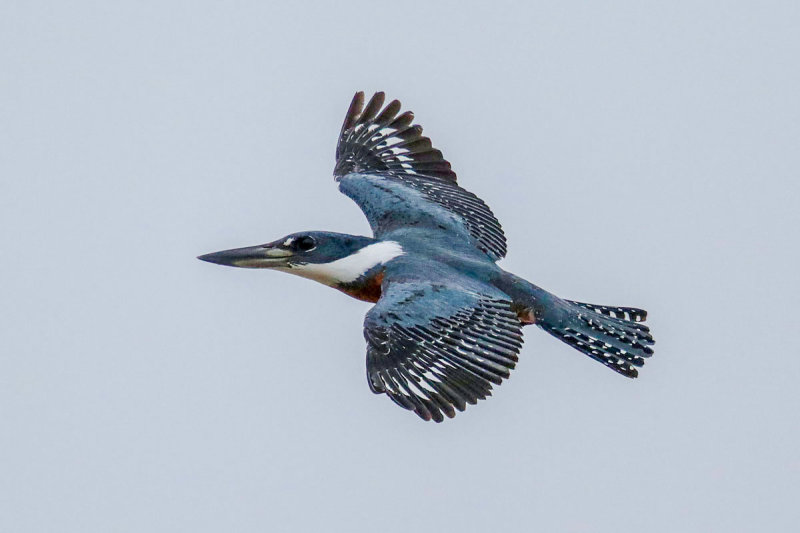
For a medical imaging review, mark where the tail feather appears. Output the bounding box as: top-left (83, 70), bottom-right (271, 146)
top-left (540, 300), bottom-right (656, 378)
top-left (566, 300), bottom-right (648, 324)
top-left (491, 275), bottom-right (656, 377)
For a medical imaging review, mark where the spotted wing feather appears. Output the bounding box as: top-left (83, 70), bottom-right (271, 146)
top-left (334, 92), bottom-right (508, 261)
top-left (364, 279), bottom-right (524, 422)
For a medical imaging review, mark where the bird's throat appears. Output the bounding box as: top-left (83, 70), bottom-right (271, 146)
top-left (281, 240), bottom-right (403, 299)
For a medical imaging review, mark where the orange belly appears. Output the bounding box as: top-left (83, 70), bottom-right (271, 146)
top-left (337, 271), bottom-right (384, 303)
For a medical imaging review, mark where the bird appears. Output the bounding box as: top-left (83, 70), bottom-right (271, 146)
top-left (198, 91), bottom-right (655, 422)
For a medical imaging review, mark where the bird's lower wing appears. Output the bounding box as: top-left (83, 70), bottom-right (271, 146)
top-left (364, 276), bottom-right (524, 422)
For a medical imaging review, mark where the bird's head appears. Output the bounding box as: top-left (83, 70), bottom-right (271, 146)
top-left (198, 231), bottom-right (404, 287)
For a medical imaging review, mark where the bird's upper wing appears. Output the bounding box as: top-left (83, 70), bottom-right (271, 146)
top-left (333, 92), bottom-right (508, 261)
top-left (364, 262), bottom-right (524, 422)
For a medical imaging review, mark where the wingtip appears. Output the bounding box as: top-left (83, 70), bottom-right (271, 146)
top-left (342, 91), bottom-right (365, 133)
top-left (334, 91), bottom-right (460, 182)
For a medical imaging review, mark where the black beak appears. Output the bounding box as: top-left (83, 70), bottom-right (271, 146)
top-left (197, 244), bottom-right (293, 268)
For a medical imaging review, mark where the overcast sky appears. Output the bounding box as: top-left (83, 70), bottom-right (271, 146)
top-left (2, 2), bottom-right (798, 532)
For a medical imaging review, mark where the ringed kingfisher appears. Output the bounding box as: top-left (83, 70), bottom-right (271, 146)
top-left (199, 92), bottom-right (656, 422)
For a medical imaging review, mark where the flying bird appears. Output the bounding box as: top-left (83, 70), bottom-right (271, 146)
top-left (199, 92), bottom-right (656, 422)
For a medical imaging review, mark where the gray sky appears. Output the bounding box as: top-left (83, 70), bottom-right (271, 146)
top-left (2, 1), bottom-right (798, 532)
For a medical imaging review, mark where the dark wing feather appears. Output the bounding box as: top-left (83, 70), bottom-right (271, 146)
top-left (334, 92), bottom-right (508, 261)
top-left (364, 279), bottom-right (524, 422)
top-left (335, 91), bottom-right (456, 181)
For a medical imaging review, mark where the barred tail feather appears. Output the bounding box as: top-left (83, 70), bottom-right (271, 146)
top-left (540, 301), bottom-right (655, 378)
top-left (566, 300), bottom-right (648, 323)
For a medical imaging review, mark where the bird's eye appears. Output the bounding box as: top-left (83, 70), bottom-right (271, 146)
top-left (295, 236), bottom-right (316, 251)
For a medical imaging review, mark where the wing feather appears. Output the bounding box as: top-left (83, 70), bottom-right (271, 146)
top-left (364, 278), bottom-right (524, 422)
top-left (334, 91), bottom-right (508, 260)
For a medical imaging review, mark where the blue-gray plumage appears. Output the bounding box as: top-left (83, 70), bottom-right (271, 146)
top-left (199, 92), bottom-right (656, 422)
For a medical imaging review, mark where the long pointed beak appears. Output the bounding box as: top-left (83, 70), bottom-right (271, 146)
top-left (197, 244), bottom-right (294, 269)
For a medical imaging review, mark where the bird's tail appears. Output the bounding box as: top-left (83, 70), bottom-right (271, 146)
top-left (496, 274), bottom-right (656, 377)
top-left (538, 299), bottom-right (655, 377)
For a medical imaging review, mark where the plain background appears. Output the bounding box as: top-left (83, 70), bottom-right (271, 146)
top-left (2, 2), bottom-right (798, 532)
